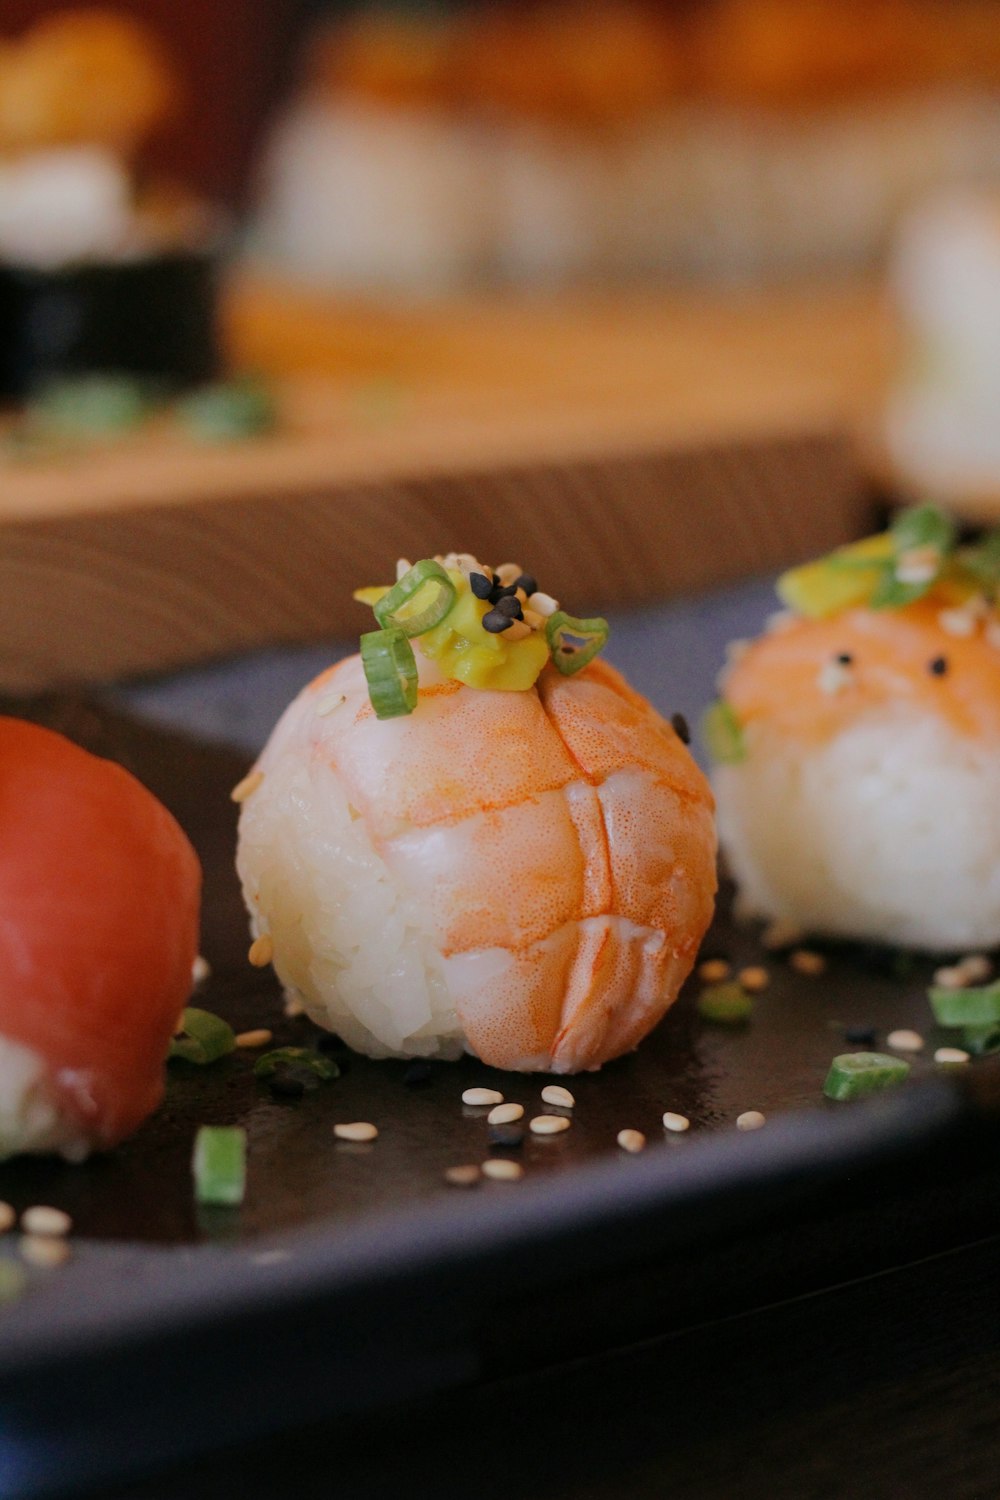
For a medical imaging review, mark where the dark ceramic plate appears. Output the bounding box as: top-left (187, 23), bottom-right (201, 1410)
top-left (0, 698), bottom-right (997, 1500)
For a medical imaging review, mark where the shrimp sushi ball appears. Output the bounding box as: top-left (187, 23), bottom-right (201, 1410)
top-left (0, 718), bottom-right (201, 1160)
top-left (709, 506), bottom-right (1000, 951)
top-left (236, 555), bottom-right (716, 1072)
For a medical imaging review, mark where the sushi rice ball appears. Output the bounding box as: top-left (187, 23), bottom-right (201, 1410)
top-left (709, 505), bottom-right (1000, 951)
top-left (236, 554), bottom-right (716, 1072)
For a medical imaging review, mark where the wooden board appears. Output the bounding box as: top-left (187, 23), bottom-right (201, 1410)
top-left (0, 275), bottom-right (892, 691)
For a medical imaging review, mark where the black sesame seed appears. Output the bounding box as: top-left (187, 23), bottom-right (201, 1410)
top-left (470, 572), bottom-right (493, 600)
top-left (836, 652), bottom-right (854, 666)
top-left (515, 574), bottom-right (537, 597)
top-left (488, 1124), bottom-right (525, 1149)
top-left (671, 712), bottom-right (691, 745)
top-left (495, 595), bottom-right (523, 620)
top-left (494, 583), bottom-right (520, 600)
top-left (482, 608), bottom-right (513, 634)
top-left (929, 656), bottom-right (949, 677)
top-left (403, 1060), bottom-right (433, 1088)
top-left (845, 1025), bottom-right (877, 1046)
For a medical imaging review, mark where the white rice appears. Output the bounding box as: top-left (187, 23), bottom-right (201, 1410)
top-left (714, 704), bottom-right (1000, 951)
top-left (0, 1036), bottom-right (91, 1163)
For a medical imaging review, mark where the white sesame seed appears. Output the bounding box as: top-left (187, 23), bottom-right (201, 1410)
top-left (790, 949), bottom-right (826, 976)
top-left (334, 1122), bottom-right (378, 1142)
top-left (761, 919), bottom-right (803, 951)
top-left (958, 954), bottom-right (993, 984)
top-left (529, 1114), bottom-right (571, 1136)
top-left (444, 1164), bottom-right (481, 1188)
top-left (738, 966), bottom-right (770, 992)
top-left (896, 546), bottom-right (940, 584)
top-left (462, 1087), bottom-right (504, 1107)
top-left (230, 770), bottom-right (264, 804)
top-left (496, 563), bottom-right (522, 586)
top-left (933, 965), bottom-right (966, 990)
top-left (482, 1158), bottom-right (523, 1182)
top-left (487, 1102), bottom-right (524, 1125)
top-left (934, 1047), bottom-right (971, 1065)
top-left (736, 1111), bottom-right (766, 1132)
top-left (191, 954), bottom-right (211, 985)
top-left (317, 693), bottom-right (346, 717)
top-left (0, 1202), bottom-right (15, 1234)
top-left (527, 591), bottom-right (559, 617)
top-left (19, 1235), bottom-right (71, 1268)
top-left (248, 934), bottom-right (274, 968)
top-left (817, 660), bottom-right (852, 696)
top-left (698, 958), bottom-right (731, 982)
top-left (887, 1029), bottom-right (924, 1053)
top-left (938, 608), bottom-right (976, 638)
top-left (235, 1029), bottom-right (273, 1049)
top-left (20, 1206), bottom-right (71, 1238)
top-left (662, 1112), bottom-right (691, 1133)
top-left (617, 1129), bottom-right (646, 1154)
top-left (540, 1085), bottom-right (575, 1109)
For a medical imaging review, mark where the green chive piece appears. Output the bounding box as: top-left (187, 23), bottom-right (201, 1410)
top-left (169, 1008), bottom-right (237, 1065)
top-left (702, 699), bottom-right (746, 765)
top-left (192, 1126), bottom-right (247, 1206)
top-left (928, 982), bottom-right (1000, 1027)
top-left (545, 612), bottom-right (610, 675)
top-left (697, 982), bottom-right (753, 1024)
top-left (373, 560), bottom-right (457, 638)
top-left (361, 627), bottom-right (419, 718)
top-left (823, 1052), bottom-right (910, 1101)
top-left (890, 503), bottom-right (956, 557)
top-left (253, 1048), bottom-right (339, 1081)
top-left (31, 375), bottom-right (150, 438)
top-left (177, 378), bottom-right (276, 443)
top-left (961, 1023), bottom-right (1000, 1057)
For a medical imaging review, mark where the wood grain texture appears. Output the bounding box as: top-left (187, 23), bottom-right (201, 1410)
top-left (0, 276), bottom-right (887, 690)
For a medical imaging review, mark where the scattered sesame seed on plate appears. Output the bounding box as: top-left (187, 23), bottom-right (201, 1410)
top-left (20, 1206), bottom-right (72, 1238)
top-left (662, 1112), bottom-right (690, 1133)
top-left (887, 1029), bottom-right (924, 1053)
top-left (482, 1158), bottom-right (524, 1182)
top-left (933, 965), bottom-right (966, 990)
top-left (738, 966), bottom-right (769, 992)
top-left (230, 770), bottom-right (264, 804)
top-left (487, 1102), bottom-right (524, 1125)
top-left (444, 1165), bottom-right (481, 1188)
top-left (736, 1111), bottom-right (766, 1132)
top-left (617, 1129), bottom-right (646, 1153)
top-left (698, 958), bottom-right (730, 982)
top-left (789, 949), bottom-right (826, 976)
top-left (958, 954), bottom-right (993, 983)
top-left (248, 933), bottom-right (274, 968)
top-left (761, 919), bottom-right (803, 951)
top-left (0, 1202), bottom-right (15, 1234)
top-left (529, 1114), bottom-right (571, 1136)
top-left (540, 1084), bottom-right (575, 1109)
top-left (236, 1029), bottom-right (273, 1049)
top-left (333, 1122), bottom-right (378, 1143)
top-left (19, 1235), bottom-right (71, 1269)
top-left (462, 1086), bottom-right (503, 1107)
top-left (934, 1047), bottom-right (971, 1065)
top-left (191, 954), bottom-right (211, 985)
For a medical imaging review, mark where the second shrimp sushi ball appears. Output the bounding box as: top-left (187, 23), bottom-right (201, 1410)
top-left (236, 554), bottom-right (716, 1073)
top-left (709, 506), bottom-right (1000, 951)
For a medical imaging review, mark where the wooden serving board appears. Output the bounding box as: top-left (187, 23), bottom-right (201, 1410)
top-left (0, 275), bottom-right (892, 691)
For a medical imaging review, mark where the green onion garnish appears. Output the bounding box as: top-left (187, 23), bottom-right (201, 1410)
top-left (253, 1048), bottom-right (339, 1082)
top-left (545, 612), bottom-right (609, 675)
top-left (702, 699), bottom-right (746, 765)
top-left (177, 378), bottom-right (277, 443)
top-left (890, 503), bottom-right (956, 556)
top-left (928, 982), bottom-right (1000, 1027)
top-left (192, 1126), bottom-right (247, 1206)
top-left (823, 1052), bottom-right (910, 1101)
top-left (169, 1008), bottom-right (237, 1065)
top-left (696, 982), bottom-right (753, 1024)
top-left (361, 627), bottom-right (419, 718)
top-left (961, 1023), bottom-right (1000, 1057)
top-left (373, 560), bottom-right (456, 638)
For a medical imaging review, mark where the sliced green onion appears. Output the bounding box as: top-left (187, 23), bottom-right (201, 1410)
top-left (177, 378), bottom-right (276, 442)
top-left (868, 569), bottom-right (934, 611)
top-left (192, 1126), bottom-right (247, 1206)
top-left (928, 981), bottom-right (1000, 1027)
top-left (823, 1051), bottom-right (910, 1101)
top-left (961, 1023), bottom-right (1000, 1057)
top-left (890, 503), bottom-right (956, 556)
top-left (545, 612), bottom-right (609, 675)
top-left (361, 627), bottom-right (418, 718)
top-left (373, 560), bottom-right (456, 638)
top-left (696, 983), bottom-right (753, 1024)
top-left (169, 1008), bottom-right (236, 1065)
top-left (702, 699), bottom-right (746, 765)
top-left (31, 375), bottom-right (150, 438)
top-left (253, 1048), bottom-right (339, 1082)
